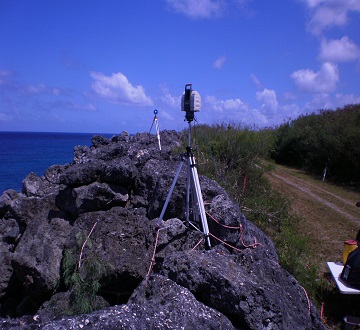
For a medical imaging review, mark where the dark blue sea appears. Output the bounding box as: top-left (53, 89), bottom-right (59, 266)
top-left (0, 131), bottom-right (114, 194)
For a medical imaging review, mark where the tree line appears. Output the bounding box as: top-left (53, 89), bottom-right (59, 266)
top-left (192, 103), bottom-right (360, 192)
top-left (272, 103), bottom-right (360, 186)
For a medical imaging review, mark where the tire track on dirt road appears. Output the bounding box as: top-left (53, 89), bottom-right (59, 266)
top-left (270, 172), bottom-right (360, 225)
top-left (293, 177), bottom-right (356, 208)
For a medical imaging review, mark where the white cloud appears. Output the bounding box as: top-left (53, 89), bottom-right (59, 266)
top-left (256, 89), bottom-right (278, 112)
top-left (302, 92), bottom-right (360, 115)
top-left (212, 55), bottom-right (227, 69)
top-left (166, 0), bottom-right (224, 18)
top-left (291, 62), bottom-right (339, 93)
top-left (281, 103), bottom-right (301, 121)
top-left (90, 71), bottom-right (153, 106)
top-left (250, 74), bottom-right (262, 89)
top-left (301, 0), bottom-right (360, 35)
top-left (319, 36), bottom-right (360, 62)
top-left (203, 95), bottom-right (269, 126)
top-left (283, 92), bottom-right (297, 101)
top-left (159, 86), bottom-right (181, 108)
top-left (255, 89), bottom-right (302, 126)
top-left (308, 6), bottom-right (347, 34)
top-left (205, 95), bottom-right (248, 113)
top-left (303, 0), bottom-right (322, 8)
top-left (302, 93), bottom-right (335, 112)
top-left (0, 71), bottom-right (67, 97)
top-left (203, 93), bottom-right (315, 128)
top-left (334, 93), bottom-right (360, 105)
top-left (158, 110), bottom-right (175, 121)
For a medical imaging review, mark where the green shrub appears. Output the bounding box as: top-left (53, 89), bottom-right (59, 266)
top-left (62, 230), bottom-right (107, 315)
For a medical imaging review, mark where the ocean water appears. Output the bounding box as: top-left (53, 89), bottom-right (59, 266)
top-left (0, 131), bottom-right (113, 194)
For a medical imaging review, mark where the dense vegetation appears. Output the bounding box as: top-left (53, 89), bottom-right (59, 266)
top-left (272, 104), bottom-right (360, 186)
top-left (188, 103), bottom-right (360, 308)
top-left (190, 123), bottom-right (314, 289)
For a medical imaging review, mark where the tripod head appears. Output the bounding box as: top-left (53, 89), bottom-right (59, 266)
top-left (181, 84), bottom-right (201, 122)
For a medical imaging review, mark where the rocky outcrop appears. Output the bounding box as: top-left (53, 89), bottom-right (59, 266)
top-left (0, 130), bottom-right (325, 329)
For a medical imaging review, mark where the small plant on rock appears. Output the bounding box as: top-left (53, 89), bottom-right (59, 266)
top-left (62, 223), bottom-right (107, 315)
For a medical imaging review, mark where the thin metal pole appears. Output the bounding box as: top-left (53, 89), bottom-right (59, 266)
top-left (155, 117), bottom-right (161, 151)
top-left (190, 155), bottom-right (211, 249)
top-left (157, 158), bottom-right (185, 227)
top-left (185, 122), bottom-right (191, 225)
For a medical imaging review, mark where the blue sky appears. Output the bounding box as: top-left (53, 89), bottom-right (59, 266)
top-left (1, 0), bottom-right (359, 134)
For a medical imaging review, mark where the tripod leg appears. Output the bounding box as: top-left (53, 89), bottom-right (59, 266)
top-left (189, 156), bottom-right (211, 249)
top-left (149, 118), bottom-right (155, 134)
top-left (155, 118), bottom-right (161, 151)
top-left (157, 158), bottom-right (185, 227)
top-left (186, 156), bottom-right (192, 225)
top-left (189, 171), bottom-right (200, 223)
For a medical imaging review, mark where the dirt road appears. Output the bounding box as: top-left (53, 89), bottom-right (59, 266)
top-left (266, 165), bottom-right (360, 265)
top-left (270, 171), bottom-right (360, 225)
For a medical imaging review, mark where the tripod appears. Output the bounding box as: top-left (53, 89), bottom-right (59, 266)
top-left (149, 109), bottom-right (161, 151)
top-left (157, 119), bottom-right (211, 249)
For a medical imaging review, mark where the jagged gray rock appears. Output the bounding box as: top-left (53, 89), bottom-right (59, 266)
top-left (56, 182), bottom-right (129, 216)
top-left (0, 130), bottom-right (326, 329)
top-left (160, 247), bottom-right (323, 329)
top-left (0, 275), bottom-right (235, 330)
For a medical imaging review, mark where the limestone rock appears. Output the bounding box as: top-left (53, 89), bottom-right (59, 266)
top-left (0, 130), bottom-right (325, 329)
